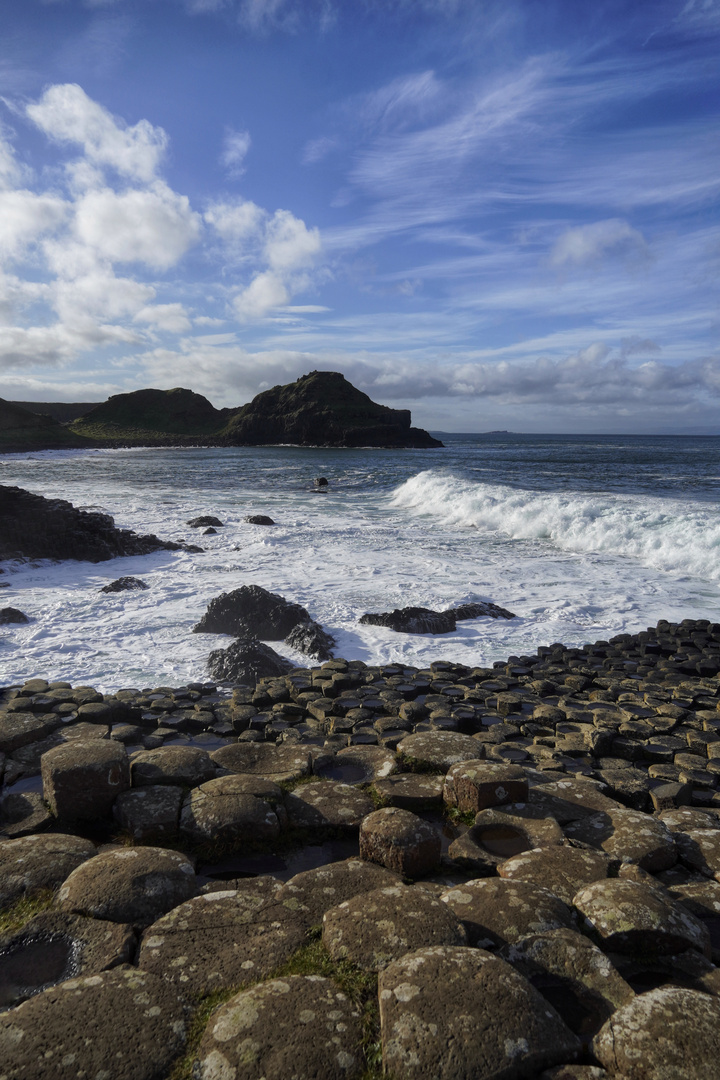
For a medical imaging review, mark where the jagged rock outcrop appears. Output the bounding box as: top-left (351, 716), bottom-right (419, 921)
top-left (0, 486), bottom-right (200, 563)
top-left (221, 370), bottom-right (442, 448)
top-left (194, 585), bottom-right (334, 660)
top-left (360, 600), bottom-right (516, 634)
top-left (207, 638), bottom-right (294, 683)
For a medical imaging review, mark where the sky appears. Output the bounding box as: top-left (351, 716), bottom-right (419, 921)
top-left (0, 0), bottom-right (718, 433)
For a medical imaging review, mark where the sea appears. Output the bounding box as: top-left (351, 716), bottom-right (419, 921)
top-left (1, 433), bottom-right (719, 693)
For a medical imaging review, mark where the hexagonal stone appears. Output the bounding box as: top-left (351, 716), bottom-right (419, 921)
top-left (0, 967), bottom-right (186, 1080)
top-left (129, 745), bottom-right (216, 787)
top-left (359, 807), bottom-right (441, 877)
top-left (372, 773), bottom-right (444, 810)
top-left (0, 711), bottom-right (61, 754)
top-left (112, 783), bottom-right (183, 841)
top-left (397, 731), bottom-right (483, 771)
top-left (448, 807), bottom-right (564, 874)
top-left (573, 878), bottom-right (710, 956)
top-left (379, 945), bottom-right (580, 1079)
top-left (180, 776), bottom-right (281, 844)
top-left (285, 781), bottom-right (374, 832)
top-left (41, 740), bottom-right (130, 821)
top-left (564, 808), bottom-right (677, 872)
top-left (57, 846), bottom-right (197, 926)
top-left (138, 889), bottom-right (307, 994)
top-left (498, 847), bottom-right (612, 906)
top-left (0, 911), bottom-right (134, 1009)
top-left (674, 828), bottom-right (720, 880)
top-left (534, 778), bottom-right (623, 818)
top-left (314, 746), bottom-right (397, 784)
top-left (211, 742), bottom-right (311, 783)
top-left (0, 790), bottom-right (52, 838)
top-left (502, 928), bottom-right (634, 1038)
top-left (441, 879), bottom-right (574, 948)
top-left (277, 858), bottom-right (401, 928)
top-left (323, 883), bottom-right (466, 971)
top-left (195, 975), bottom-right (363, 1080)
top-left (593, 986), bottom-right (720, 1079)
top-left (0, 834), bottom-right (96, 906)
top-left (443, 761), bottom-right (528, 812)
top-left (659, 807), bottom-right (720, 832)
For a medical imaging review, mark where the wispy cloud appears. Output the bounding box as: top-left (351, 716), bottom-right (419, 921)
top-left (220, 127), bottom-right (251, 176)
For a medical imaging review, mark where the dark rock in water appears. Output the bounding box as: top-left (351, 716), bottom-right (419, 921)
top-left (314, 477), bottom-right (329, 487)
top-left (207, 638), bottom-right (294, 683)
top-left (203, 527), bottom-right (217, 535)
top-left (0, 607), bottom-right (29, 624)
top-left (221, 370), bottom-right (443, 449)
top-left (99, 577), bottom-right (149, 594)
top-left (194, 584), bottom-right (310, 639)
top-left (447, 601), bottom-right (516, 620)
top-left (360, 606), bottom-right (457, 635)
top-left (187, 515), bottom-right (223, 528)
top-left (244, 515), bottom-right (275, 525)
top-left (0, 485), bottom-right (193, 563)
top-left (284, 619), bottom-right (335, 661)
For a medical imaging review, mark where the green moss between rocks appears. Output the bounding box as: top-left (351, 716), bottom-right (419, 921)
top-left (445, 806), bottom-right (476, 828)
top-left (0, 888), bottom-right (55, 936)
top-left (167, 932), bottom-right (392, 1080)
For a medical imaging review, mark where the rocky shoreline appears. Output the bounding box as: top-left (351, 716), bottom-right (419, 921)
top-left (2, 617), bottom-right (720, 1078)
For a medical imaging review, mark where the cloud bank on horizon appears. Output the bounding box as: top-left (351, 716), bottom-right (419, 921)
top-left (0, 0), bottom-right (718, 433)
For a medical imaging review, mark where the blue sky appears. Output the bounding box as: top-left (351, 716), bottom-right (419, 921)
top-left (0, 0), bottom-right (718, 432)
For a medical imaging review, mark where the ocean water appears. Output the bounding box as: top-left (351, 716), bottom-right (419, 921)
top-left (1, 433), bottom-right (719, 692)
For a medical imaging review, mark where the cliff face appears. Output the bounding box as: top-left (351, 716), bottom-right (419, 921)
top-left (0, 399), bottom-right (92, 452)
top-left (221, 371), bottom-right (443, 448)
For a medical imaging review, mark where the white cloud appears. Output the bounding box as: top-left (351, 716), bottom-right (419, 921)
top-left (74, 184), bottom-right (202, 269)
top-left (550, 219), bottom-right (648, 267)
top-left (205, 198), bottom-right (265, 244)
top-left (27, 83), bottom-right (167, 183)
top-left (134, 303), bottom-right (192, 334)
top-left (53, 270), bottom-right (154, 323)
top-left (264, 208), bottom-right (321, 271)
top-left (0, 129), bottom-right (23, 191)
top-left (0, 190), bottom-right (68, 262)
top-left (233, 270), bottom-right (289, 319)
top-left (220, 128), bottom-right (251, 176)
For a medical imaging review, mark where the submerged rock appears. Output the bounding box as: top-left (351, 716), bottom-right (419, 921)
top-left (284, 619), bottom-right (335, 661)
top-left (0, 608), bottom-right (29, 625)
top-left (99, 576), bottom-right (148, 593)
top-left (360, 606), bottom-right (456, 634)
top-left (244, 514), bottom-right (275, 525)
top-left (187, 515), bottom-right (223, 528)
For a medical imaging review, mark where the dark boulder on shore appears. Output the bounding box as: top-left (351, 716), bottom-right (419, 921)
top-left (244, 515), bottom-right (275, 525)
top-left (187, 515), bottom-right (223, 528)
top-left (207, 638), bottom-right (294, 682)
top-left (0, 486), bottom-right (199, 563)
top-left (360, 600), bottom-right (517, 634)
top-left (194, 585), bottom-right (310, 639)
top-left (0, 608), bottom-right (29, 625)
top-left (284, 620), bottom-right (335, 661)
top-left (99, 577), bottom-right (149, 594)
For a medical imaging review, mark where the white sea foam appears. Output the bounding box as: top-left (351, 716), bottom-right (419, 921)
top-left (1, 450), bottom-right (719, 691)
top-left (392, 470), bottom-right (720, 582)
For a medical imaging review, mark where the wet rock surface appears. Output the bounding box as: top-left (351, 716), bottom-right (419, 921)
top-left (99, 576), bottom-right (149, 593)
top-left (1, 617), bottom-right (720, 1076)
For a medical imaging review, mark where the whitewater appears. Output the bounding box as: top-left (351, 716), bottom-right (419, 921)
top-left (1, 433), bottom-right (719, 692)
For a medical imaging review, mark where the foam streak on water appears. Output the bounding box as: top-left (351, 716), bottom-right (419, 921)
top-left (1, 436), bottom-right (718, 692)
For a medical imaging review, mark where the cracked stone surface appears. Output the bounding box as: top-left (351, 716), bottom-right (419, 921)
top-left (276, 858), bottom-right (401, 928)
top-left (129, 745), bottom-right (216, 788)
top-left (180, 777), bottom-right (281, 844)
top-left (441, 878), bottom-right (575, 948)
top-left (443, 761), bottom-right (528, 812)
top-left (359, 807), bottom-right (441, 877)
top-left (593, 986), bottom-right (720, 1079)
top-left (284, 781), bottom-right (374, 831)
top-left (112, 784), bottom-right (183, 842)
top-left (195, 975), bottom-right (363, 1080)
top-left (0, 833), bottom-right (96, 906)
top-left (323, 883), bottom-right (466, 971)
top-left (211, 742), bottom-right (312, 783)
top-left (137, 888), bottom-right (307, 994)
top-left (378, 945), bottom-right (580, 1079)
top-left (0, 967), bottom-right (186, 1080)
top-left (498, 846), bottom-right (612, 906)
top-left (41, 740), bottom-right (130, 821)
top-left (396, 731), bottom-right (483, 771)
top-left (564, 808), bottom-right (677, 873)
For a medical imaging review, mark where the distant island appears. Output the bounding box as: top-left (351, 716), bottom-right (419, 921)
top-left (3, 371), bottom-right (442, 452)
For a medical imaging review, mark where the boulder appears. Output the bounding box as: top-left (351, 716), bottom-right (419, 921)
top-left (498, 846), bottom-right (612, 906)
top-left (564, 808), bottom-right (677, 872)
top-left (573, 878), bottom-right (710, 957)
top-left (314, 746), bottom-right (397, 784)
top-left (359, 807), bottom-right (441, 877)
top-left (372, 773), bottom-right (445, 810)
top-left (207, 638), bottom-right (295, 682)
top-left (129, 745), bottom-right (216, 787)
top-left (593, 986), bottom-right (720, 1079)
top-left (41, 739), bottom-right (130, 820)
top-left (448, 809), bottom-right (563, 874)
top-left (441, 879), bottom-right (574, 948)
top-left (211, 742), bottom-right (311, 783)
top-left (379, 946), bottom-right (580, 1079)
top-left (0, 711), bottom-right (62, 754)
top-left (138, 890), bottom-right (307, 994)
top-left (187, 515), bottom-right (223, 527)
top-left (359, 606), bottom-right (456, 634)
top-left (0, 790), bottom-right (53, 838)
top-left (397, 731), bottom-right (483, 771)
top-left (57, 846), bottom-right (197, 926)
top-left (0, 911), bottom-right (135, 1009)
top-left (276, 858), bottom-right (401, 928)
top-left (112, 784), bottom-right (184, 841)
top-left (323, 883), bottom-right (467, 970)
top-left (179, 777), bottom-right (281, 844)
top-left (284, 781), bottom-right (374, 832)
top-left (446, 600), bottom-right (516, 620)
top-left (0, 608), bottom-right (29, 624)
top-left (0, 834), bottom-right (96, 906)
top-left (0, 967), bottom-right (186, 1080)
top-left (244, 514), bottom-right (275, 525)
top-left (443, 761), bottom-right (528, 812)
top-left (99, 576), bottom-right (148, 593)
top-left (194, 584), bottom-right (309, 638)
top-left (195, 975), bottom-right (363, 1080)
top-left (284, 619), bottom-right (335, 661)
